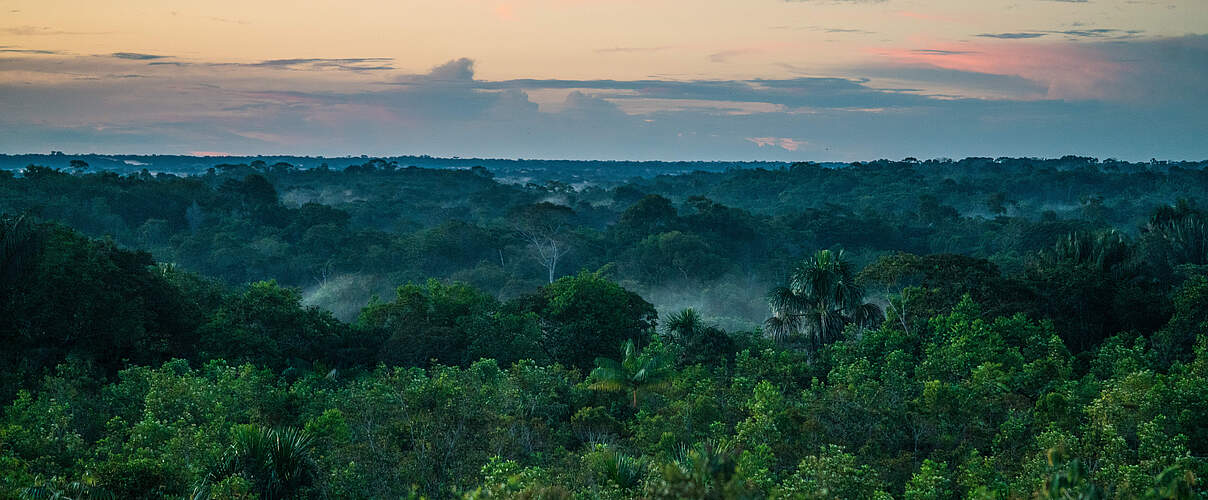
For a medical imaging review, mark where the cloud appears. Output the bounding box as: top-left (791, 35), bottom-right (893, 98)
top-left (709, 49), bottom-right (761, 63)
top-left (594, 46), bottom-right (672, 54)
top-left (912, 49), bottom-right (978, 55)
top-left (821, 27), bottom-right (875, 34)
top-left (0, 39), bottom-right (1205, 161)
top-left (111, 52), bottom-right (168, 60)
top-left (975, 28), bottom-right (1144, 40)
top-left (747, 137), bottom-right (806, 151)
top-left (977, 32), bottom-right (1047, 39)
top-left (203, 16), bottom-right (249, 25)
top-left (1053, 28), bottom-right (1143, 39)
top-left (769, 26), bottom-right (876, 35)
top-left (0, 48), bottom-right (61, 54)
top-left (849, 64), bottom-right (1049, 99)
top-left (248, 57), bottom-right (395, 71)
top-left (875, 35), bottom-right (1206, 103)
top-left (2, 25), bottom-right (106, 36)
top-left (422, 57), bottom-right (475, 81)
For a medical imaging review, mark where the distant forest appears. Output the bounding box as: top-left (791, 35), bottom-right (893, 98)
top-left (2, 156), bottom-right (1208, 498)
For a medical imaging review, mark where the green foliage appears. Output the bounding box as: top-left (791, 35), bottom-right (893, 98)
top-left (773, 445), bottom-right (891, 499)
top-left (200, 425), bottom-right (317, 500)
top-left (514, 271), bottom-right (657, 371)
top-left (3, 160), bottom-right (1208, 498)
top-left (1152, 274), bottom-right (1208, 367)
top-left (904, 460), bottom-right (955, 500)
top-left (199, 280), bottom-right (347, 370)
top-left (0, 220), bottom-right (205, 398)
top-left (645, 441), bottom-right (759, 500)
top-left (358, 279), bottom-right (543, 367)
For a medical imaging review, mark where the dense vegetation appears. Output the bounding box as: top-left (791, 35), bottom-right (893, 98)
top-left (2, 156), bottom-right (1208, 498)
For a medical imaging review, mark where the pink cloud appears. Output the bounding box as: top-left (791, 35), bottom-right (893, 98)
top-left (874, 41), bottom-right (1125, 100)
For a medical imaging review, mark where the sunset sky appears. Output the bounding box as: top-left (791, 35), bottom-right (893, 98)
top-left (1, 0), bottom-right (1205, 160)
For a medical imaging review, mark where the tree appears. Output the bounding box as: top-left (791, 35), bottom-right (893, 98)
top-left (589, 339), bottom-right (673, 408)
top-left (1029, 231), bottom-right (1167, 353)
top-left (986, 192), bottom-right (1008, 216)
top-left (0, 214), bottom-right (42, 290)
top-left (613, 194), bottom-right (678, 242)
top-left (664, 308), bottom-right (705, 344)
top-left (1036, 449), bottom-right (1102, 500)
top-left (199, 425), bottom-right (318, 500)
top-left (68, 159), bottom-right (89, 173)
top-left (663, 308), bottom-right (736, 367)
top-left (918, 194), bottom-right (958, 225)
top-left (510, 202), bottom-right (575, 283)
top-left (1143, 204), bottom-right (1208, 268)
top-left (1051, 230), bottom-right (1135, 277)
top-left (645, 442), bottom-right (759, 500)
top-left (357, 279), bottom-right (543, 368)
top-left (21, 475), bottom-right (114, 500)
top-left (510, 271), bottom-right (657, 370)
top-left (773, 444), bottom-right (891, 499)
top-left (626, 231), bottom-right (727, 285)
top-left (199, 280), bottom-right (346, 370)
top-left (1151, 274), bottom-right (1208, 367)
top-left (765, 249), bottom-right (883, 348)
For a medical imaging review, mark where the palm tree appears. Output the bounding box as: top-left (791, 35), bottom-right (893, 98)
top-left (765, 249), bottom-right (883, 348)
top-left (663, 308), bottom-right (704, 344)
top-left (662, 308), bottom-right (736, 366)
top-left (589, 339), bottom-right (673, 408)
top-left (1156, 215), bottom-right (1208, 267)
top-left (588, 447), bottom-right (650, 490)
top-left (196, 425), bottom-right (317, 500)
top-left (1143, 200), bottom-right (1208, 267)
top-left (1051, 230), bottom-right (1135, 276)
top-left (21, 475), bottom-right (114, 500)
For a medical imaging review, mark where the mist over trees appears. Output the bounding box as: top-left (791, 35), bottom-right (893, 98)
top-left (3, 155), bottom-right (1208, 498)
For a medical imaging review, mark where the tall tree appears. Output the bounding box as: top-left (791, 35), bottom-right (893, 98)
top-left (765, 249), bottom-right (883, 348)
top-left (589, 339), bottom-right (673, 408)
top-left (510, 202), bottom-right (575, 283)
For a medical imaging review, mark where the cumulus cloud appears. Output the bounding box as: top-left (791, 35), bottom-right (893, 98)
top-left (418, 57), bottom-right (475, 82)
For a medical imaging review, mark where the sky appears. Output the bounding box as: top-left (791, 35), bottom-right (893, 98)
top-left (0, 0), bottom-right (1206, 161)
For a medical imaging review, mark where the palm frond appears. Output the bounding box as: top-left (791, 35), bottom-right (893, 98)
top-left (664, 308), bottom-right (703, 341)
